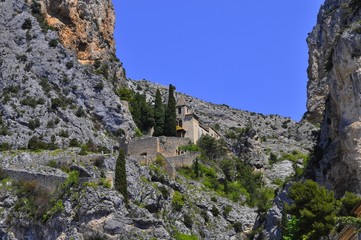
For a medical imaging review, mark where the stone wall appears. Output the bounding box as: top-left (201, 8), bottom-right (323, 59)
top-left (2, 167), bottom-right (67, 191)
top-left (125, 136), bottom-right (198, 179)
top-left (158, 136), bottom-right (190, 157)
top-left (167, 152), bottom-right (201, 168)
top-left (126, 137), bottom-right (159, 161)
top-left (126, 136), bottom-right (190, 160)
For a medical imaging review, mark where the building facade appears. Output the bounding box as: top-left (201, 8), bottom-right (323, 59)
top-left (176, 96), bottom-right (220, 143)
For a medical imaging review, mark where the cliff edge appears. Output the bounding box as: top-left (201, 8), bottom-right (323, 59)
top-left (306, 0), bottom-right (361, 195)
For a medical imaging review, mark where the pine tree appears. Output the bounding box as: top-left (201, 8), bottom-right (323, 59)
top-left (164, 84), bottom-right (177, 136)
top-left (115, 149), bottom-right (128, 204)
top-left (287, 180), bottom-right (341, 239)
top-left (153, 89), bottom-right (165, 136)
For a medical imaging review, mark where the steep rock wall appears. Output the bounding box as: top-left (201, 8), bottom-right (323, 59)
top-left (306, 0), bottom-right (361, 195)
top-left (31, 0), bottom-right (116, 65)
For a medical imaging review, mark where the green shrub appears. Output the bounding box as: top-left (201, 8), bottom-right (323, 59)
top-left (273, 178), bottom-right (284, 187)
top-left (28, 118), bottom-right (40, 130)
top-left (172, 191), bottom-right (185, 211)
top-left (287, 180), bottom-right (341, 239)
top-left (28, 136), bottom-right (49, 150)
top-left (201, 210), bottom-right (209, 222)
top-left (69, 138), bottom-right (80, 147)
top-left (158, 185), bottom-right (169, 199)
top-left (117, 87), bottom-right (134, 101)
top-left (269, 152), bottom-right (279, 164)
top-left (281, 150), bottom-right (309, 163)
top-left (59, 130), bottom-right (69, 138)
top-left (99, 178), bottom-right (111, 189)
top-left (174, 232), bottom-right (198, 240)
top-left (78, 145), bottom-right (87, 155)
top-left (233, 222), bottom-right (243, 233)
top-left (223, 205), bottom-right (232, 217)
top-left (339, 192), bottom-right (361, 216)
top-left (40, 78), bottom-right (52, 93)
top-left (16, 54), bottom-right (27, 62)
top-left (48, 39), bottom-right (58, 48)
top-left (0, 124), bottom-right (9, 136)
top-left (51, 98), bottom-right (65, 109)
top-left (94, 63), bottom-right (109, 79)
top-left (0, 142), bottom-right (11, 151)
top-left (183, 213), bottom-right (193, 229)
top-left (21, 18), bottom-right (32, 30)
top-left (3, 85), bottom-right (20, 95)
top-left (47, 160), bottom-right (57, 168)
top-left (197, 135), bottom-right (227, 160)
top-left (211, 205), bottom-right (219, 217)
top-left (42, 199), bottom-right (64, 222)
top-left (155, 154), bottom-right (166, 166)
top-left (13, 179), bottom-right (52, 220)
top-left (75, 107), bottom-right (85, 117)
top-left (178, 144), bottom-right (200, 152)
top-left (94, 82), bottom-right (104, 91)
top-left (21, 97), bottom-right (45, 108)
top-left (65, 61), bottom-right (74, 69)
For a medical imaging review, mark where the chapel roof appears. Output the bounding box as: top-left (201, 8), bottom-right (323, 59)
top-left (176, 96), bottom-right (187, 107)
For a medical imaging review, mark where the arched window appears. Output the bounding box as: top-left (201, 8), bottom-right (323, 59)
top-left (177, 119), bottom-right (183, 127)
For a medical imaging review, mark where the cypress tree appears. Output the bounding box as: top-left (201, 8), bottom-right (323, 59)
top-left (153, 89), bottom-right (165, 136)
top-left (115, 149), bottom-right (128, 204)
top-left (164, 84), bottom-right (177, 136)
top-left (131, 93), bottom-right (154, 133)
top-left (130, 93), bottom-right (142, 129)
top-left (194, 158), bottom-right (200, 178)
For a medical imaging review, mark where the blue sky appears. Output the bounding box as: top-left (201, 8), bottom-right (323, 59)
top-left (113, 1), bottom-right (324, 121)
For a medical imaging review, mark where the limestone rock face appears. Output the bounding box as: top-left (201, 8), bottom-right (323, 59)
top-left (35, 0), bottom-right (116, 65)
top-left (0, 0), bottom-right (135, 150)
top-left (306, 0), bottom-right (361, 195)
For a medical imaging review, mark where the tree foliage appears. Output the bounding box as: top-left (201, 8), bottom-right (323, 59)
top-left (153, 89), bottom-right (165, 136)
top-left (339, 191), bottom-right (361, 216)
top-left (115, 149), bottom-right (128, 204)
top-left (130, 93), bottom-right (154, 134)
top-left (164, 84), bottom-right (177, 136)
top-left (287, 180), bottom-right (341, 239)
top-left (197, 135), bottom-right (227, 160)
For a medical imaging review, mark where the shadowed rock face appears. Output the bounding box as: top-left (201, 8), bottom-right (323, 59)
top-left (306, 0), bottom-right (361, 195)
top-left (36, 0), bottom-right (116, 64)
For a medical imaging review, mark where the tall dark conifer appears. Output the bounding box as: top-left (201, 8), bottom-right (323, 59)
top-left (153, 89), bottom-right (165, 136)
top-left (164, 84), bottom-right (177, 136)
top-left (131, 93), bottom-right (154, 133)
top-left (115, 149), bottom-right (128, 204)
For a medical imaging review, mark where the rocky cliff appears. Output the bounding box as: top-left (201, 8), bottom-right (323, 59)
top-left (32, 0), bottom-right (116, 65)
top-left (305, 0), bottom-right (361, 196)
top-left (0, 0), bottom-right (320, 239)
top-left (0, 0), bottom-right (135, 152)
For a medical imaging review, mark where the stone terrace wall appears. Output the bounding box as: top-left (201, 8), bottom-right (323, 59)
top-left (126, 137), bottom-right (159, 162)
top-left (167, 152), bottom-right (201, 168)
top-left (158, 137), bottom-right (190, 157)
top-left (2, 167), bottom-right (67, 191)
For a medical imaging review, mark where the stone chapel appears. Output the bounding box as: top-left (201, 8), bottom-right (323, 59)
top-left (175, 96), bottom-right (221, 143)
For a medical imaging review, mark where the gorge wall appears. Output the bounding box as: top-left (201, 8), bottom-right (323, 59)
top-left (306, 0), bottom-right (361, 195)
top-left (31, 0), bottom-right (115, 64)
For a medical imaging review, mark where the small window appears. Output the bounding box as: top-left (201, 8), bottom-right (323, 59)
top-left (178, 107), bottom-right (181, 114)
top-left (177, 119), bottom-right (183, 127)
